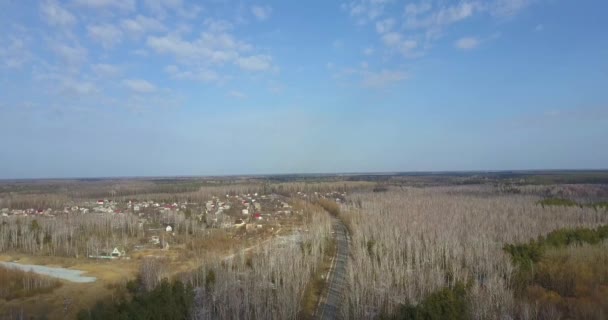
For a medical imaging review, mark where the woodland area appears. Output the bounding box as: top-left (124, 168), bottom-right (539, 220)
top-left (2, 175), bottom-right (608, 319)
top-left (337, 186), bottom-right (608, 319)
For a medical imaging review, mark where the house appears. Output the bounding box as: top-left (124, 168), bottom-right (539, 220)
top-left (242, 209), bottom-right (249, 215)
top-left (97, 200), bottom-right (104, 205)
top-left (111, 247), bottom-right (125, 258)
top-left (234, 219), bottom-right (245, 227)
top-left (165, 225), bottom-right (173, 232)
top-left (253, 213), bottom-right (262, 220)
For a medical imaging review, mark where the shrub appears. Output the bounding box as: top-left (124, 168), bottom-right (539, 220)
top-left (537, 198), bottom-right (579, 208)
top-left (390, 282), bottom-right (469, 320)
top-left (505, 226), bottom-right (608, 319)
top-left (77, 278), bottom-right (194, 320)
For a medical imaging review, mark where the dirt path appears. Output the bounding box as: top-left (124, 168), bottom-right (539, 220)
top-left (316, 218), bottom-right (349, 320)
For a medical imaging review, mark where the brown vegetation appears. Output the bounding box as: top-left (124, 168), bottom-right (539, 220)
top-left (185, 203), bottom-right (333, 319)
top-left (0, 266), bottom-right (62, 300)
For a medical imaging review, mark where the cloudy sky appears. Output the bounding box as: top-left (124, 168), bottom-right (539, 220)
top-left (1, 0), bottom-right (607, 178)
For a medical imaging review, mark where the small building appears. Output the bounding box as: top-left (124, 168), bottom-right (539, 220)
top-left (97, 200), bottom-right (104, 205)
top-left (253, 213), bottom-right (262, 220)
top-left (242, 209), bottom-right (249, 215)
top-left (111, 247), bottom-right (125, 257)
top-left (165, 225), bottom-right (173, 232)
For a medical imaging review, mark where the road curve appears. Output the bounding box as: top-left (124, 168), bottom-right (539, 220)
top-left (316, 218), bottom-right (349, 320)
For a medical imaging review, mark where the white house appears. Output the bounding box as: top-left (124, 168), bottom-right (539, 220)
top-left (111, 247), bottom-right (125, 257)
top-left (165, 225), bottom-right (173, 232)
top-left (242, 209), bottom-right (249, 215)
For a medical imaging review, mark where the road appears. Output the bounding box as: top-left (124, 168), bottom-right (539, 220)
top-left (316, 218), bottom-right (349, 320)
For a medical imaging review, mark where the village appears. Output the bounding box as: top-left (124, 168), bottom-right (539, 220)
top-left (0, 190), bottom-right (347, 260)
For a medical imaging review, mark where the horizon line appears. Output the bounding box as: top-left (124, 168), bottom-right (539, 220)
top-left (2, 168), bottom-right (608, 182)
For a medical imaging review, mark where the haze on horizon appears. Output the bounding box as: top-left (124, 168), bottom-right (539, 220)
top-left (1, 0), bottom-right (607, 179)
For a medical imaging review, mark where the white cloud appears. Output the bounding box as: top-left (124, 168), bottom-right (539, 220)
top-left (61, 79), bottom-right (99, 95)
top-left (343, 0), bottom-right (536, 63)
top-left (375, 18), bottom-right (395, 34)
top-left (534, 24), bottom-right (544, 32)
top-left (251, 5), bottom-right (273, 21)
top-left (404, 2), bottom-right (432, 16)
top-left (405, 1), bottom-right (479, 32)
top-left (166, 66), bottom-right (222, 83)
top-left (144, 0), bottom-right (183, 15)
top-left (147, 26), bottom-right (274, 75)
top-left (362, 70), bottom-right (407, 88)
top-left (491, 0), bottom-right (532, 17)
top-left (342, 0), bottom-right (392, 24)
top-left (237, 55), bottom-right (272, 72)
top-left (52, 43), bottom-right (87, 66)
top-left (121, 15), bottom-right (166, 37)
top-left (144, 0), bottom-right (201, 20)
top-left (147, 31), bottom-right (251, 65)
top-left (40, 1), bottom-right (76, 27)
top-left (229, 90), bottom-right (247, 99)
top-left (122, 79), bottom-right (157, 93)
top-left (0, 36), bottom-right (31, 68)
top-left (204, 18), bottom-right (233, 33)
top-left (164, 64), bottom-right (179, 74)
top-left (381, 32), bottom-right (418, 56)
top-left (91, 63), bottom-right (121, 77)
top-left (74, 0), bottom-right (135, 11)
top-left (88, 24), bottom-right (123, 48)
top-left (363, 47), bottom-right (375, 56)
top-left (455, 36), bottom-right (479, 50)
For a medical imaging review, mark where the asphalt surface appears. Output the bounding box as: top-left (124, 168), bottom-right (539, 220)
top-left (316, 218), bottom-right (349, 320)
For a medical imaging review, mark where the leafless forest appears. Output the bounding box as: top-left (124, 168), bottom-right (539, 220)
top-left (0, 266), bottom-right (62, 300)
top-left (2, 175), bottom-right (608, 319)
top-left (184, 203), bottom-right (332, 319)
top-left (339, 186), bottom-right (608, 319)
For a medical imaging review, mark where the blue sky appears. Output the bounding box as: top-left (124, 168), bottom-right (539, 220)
top-left (1, 0), bottom-right (607, 178)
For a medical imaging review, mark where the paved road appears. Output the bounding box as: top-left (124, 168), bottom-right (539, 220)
top-left (316, 218), bottom-right (349, 320)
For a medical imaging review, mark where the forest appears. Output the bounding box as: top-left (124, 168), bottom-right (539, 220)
top-left (2, 175), bottom-right (608, 319)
